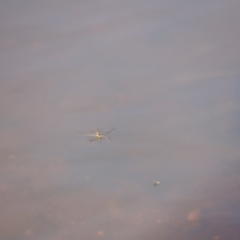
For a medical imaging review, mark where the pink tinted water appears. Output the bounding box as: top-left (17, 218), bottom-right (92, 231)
top-left (1, 1), bottom-right (240, 239)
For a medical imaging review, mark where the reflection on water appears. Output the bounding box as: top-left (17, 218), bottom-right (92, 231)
top-left (1, 0), bottom-right (240, 239)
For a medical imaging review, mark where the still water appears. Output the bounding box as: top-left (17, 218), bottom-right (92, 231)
top-left (1, 1), bottom-right (240, 239)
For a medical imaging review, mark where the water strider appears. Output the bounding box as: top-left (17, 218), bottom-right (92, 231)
top-left (78, 128), bottom-right (116, 143)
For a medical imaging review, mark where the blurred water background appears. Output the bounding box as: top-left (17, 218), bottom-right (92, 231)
top-left (1, 1), bottom-right (240, 239)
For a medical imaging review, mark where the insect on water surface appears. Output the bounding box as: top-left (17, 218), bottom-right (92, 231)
top-left (78, 128), bottom-right (116, 143)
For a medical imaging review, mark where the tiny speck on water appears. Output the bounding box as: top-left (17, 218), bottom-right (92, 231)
top-left (153, 181), bottom-right (160, 186)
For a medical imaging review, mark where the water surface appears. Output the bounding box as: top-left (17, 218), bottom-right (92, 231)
top-left (1, 1), bottom-right (240, 239)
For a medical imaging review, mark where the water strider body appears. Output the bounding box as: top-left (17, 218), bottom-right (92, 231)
top-left (78, 128), bottom-right (116, 143)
